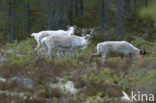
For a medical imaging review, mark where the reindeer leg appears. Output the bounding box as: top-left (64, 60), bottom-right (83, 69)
top-left (89, 53), bottom-right (101, 63)
top-left (50, 48), bottom-right (55, 64)
top-left (69, 49), bottom-right (76, 59)
top-left (43, 47), bottom-right (48, 57)
top-left (35, 41), bottom-right (40, 51)
top-left (57, 49), bottom-right (62, 59)
top-left (72, 49), bottom-right (76, 59)
top-left (47, 48), bottom-right (51, 57)
top-left (101, 54), bottom-right (107, 67)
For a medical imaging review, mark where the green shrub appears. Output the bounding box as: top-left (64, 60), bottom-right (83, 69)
top-left (132, 37), bottom-right (156, 61)
top-left (82, 68), bottom-right (120, 85)
top-left (118, 70), bottom-right (145, 91)
top-left (119, 69), bottom-right (156, 93)
top-left (139, 0), bottom-right (156, 21)
top-left (3, 38), bottom-right (36, 68)
top-left (143, 69), bottom-right (156, 93)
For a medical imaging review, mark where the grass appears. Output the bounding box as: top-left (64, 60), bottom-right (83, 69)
top-left (0, 37), bottom-right (156, 103)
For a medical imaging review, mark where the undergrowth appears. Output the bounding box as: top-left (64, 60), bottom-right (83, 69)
top-left (0, 37), bottom-right (156, 103)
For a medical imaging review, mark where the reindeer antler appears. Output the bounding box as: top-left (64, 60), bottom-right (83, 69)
top-left (82, 29), bottom-right (86, 36)
top-left (90, 29), bottom-right (94, 34)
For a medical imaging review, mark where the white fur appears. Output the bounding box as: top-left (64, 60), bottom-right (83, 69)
top-left (90, 41), bottom-right (141, 64)
top-left (41, 30), bottom-right (93, 59)
top-left (31, 33), bottom-right (40, 51)
top-left (31, 26), bottom-right (76, 53)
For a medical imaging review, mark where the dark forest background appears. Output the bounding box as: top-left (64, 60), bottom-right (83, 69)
top-left (0, 0), bottom-right (155, 43)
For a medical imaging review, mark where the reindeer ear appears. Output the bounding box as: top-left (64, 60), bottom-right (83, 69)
top-left (140, 48), bottom-right (147, 55)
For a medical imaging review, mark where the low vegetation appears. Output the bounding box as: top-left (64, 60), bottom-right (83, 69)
top-left (0, 37), bottom-right (155, 103)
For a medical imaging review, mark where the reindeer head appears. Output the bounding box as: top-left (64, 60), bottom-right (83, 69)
top-left (84, 29), bottom-right (95, 40)
top-left (67, 25), bottom-right (77, 31)
top-left (140, 48), bottom-right (148, 55)
top-left (66, 25), bottom-right (77, 35)
top-left (31, 33), bottom-right (37, 37)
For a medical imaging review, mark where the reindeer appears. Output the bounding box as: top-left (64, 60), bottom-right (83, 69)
top-left (41, 29), bottom-right (94, 62)
top-left (89, 41), bottom-right (146, 66)
top-left (31, 25), bottom-right (77, 53)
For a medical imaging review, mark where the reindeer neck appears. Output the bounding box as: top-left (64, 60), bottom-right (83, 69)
top-left (67, 29), bottom-right (74, 35)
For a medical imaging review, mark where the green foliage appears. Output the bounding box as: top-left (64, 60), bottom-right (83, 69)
top-left (85, 93), bottom-right (111, 103)
top-left (144, 69), bottom-right (156, 93)
top-left (118, 70), bottom-right (145, 91)
top-left (54, 56), bottom-right (85, 69)
top-left (131, 37), bottom-right (150, 48)
top-left (74, 15), bottom-right (99, 28)
top-left (0, 39), bottom-right (97, 70)
top-left (119, 69), bottom-right (156, 93)
top-left (85, 96), bottom-right (104, 103)
top-left (82, 68), bottom-right (120, 85)
top-left (139, 1), bottom-right (156, 20)
top-left (3, 38), bottom-right (36, 67)
top-left (52, 97), bottom-right (60, 103)
top-left (0, 37), bottom-right (155, 102)
top-left (132, 37), bottom-right (156, 61)
top-left (77, 41), bottom-right (97, 59)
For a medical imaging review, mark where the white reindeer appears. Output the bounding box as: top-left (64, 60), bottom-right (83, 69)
top-left (41, 29), bottom-right (94, 61)
top-left (31, 25), bottom-right (77, 53)
top-left (89, 41), bottom-right (146, 65)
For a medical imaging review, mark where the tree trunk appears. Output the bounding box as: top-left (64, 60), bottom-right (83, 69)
top-left (115, 8), bottom-right (120, 41)
top-left (125, 0), bottom-right (131, 18)
top-left (74, 0), bottom-right (79, 17)
top-left (23, 3), bottom-right (31, 38)
top-left (58, 0), bottom-right (64, 29)
top-left (47, 0), bottom-right (56, 30)
top-left (116, 0), bottom-right (125, 40)
top-left (7, 0), bottom-right (16, 43)
top-left (133, 0), bottom-right (136, 11)
top-left (67, 0), bottom-right (73, 25)
top-left (101, 0), bottom-right (106, 28)
top-left (79, 0), bottom-right (84, 17)
top-left (120, 0), bottom-right (125, 39)
top-left (106, 0), bottom-right (110, 40)
top-left (145, 0), bottom-right (148, 7)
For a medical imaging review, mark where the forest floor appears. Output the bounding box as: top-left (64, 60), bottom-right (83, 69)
top-left (0, 36), bottom-right (156, 103)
